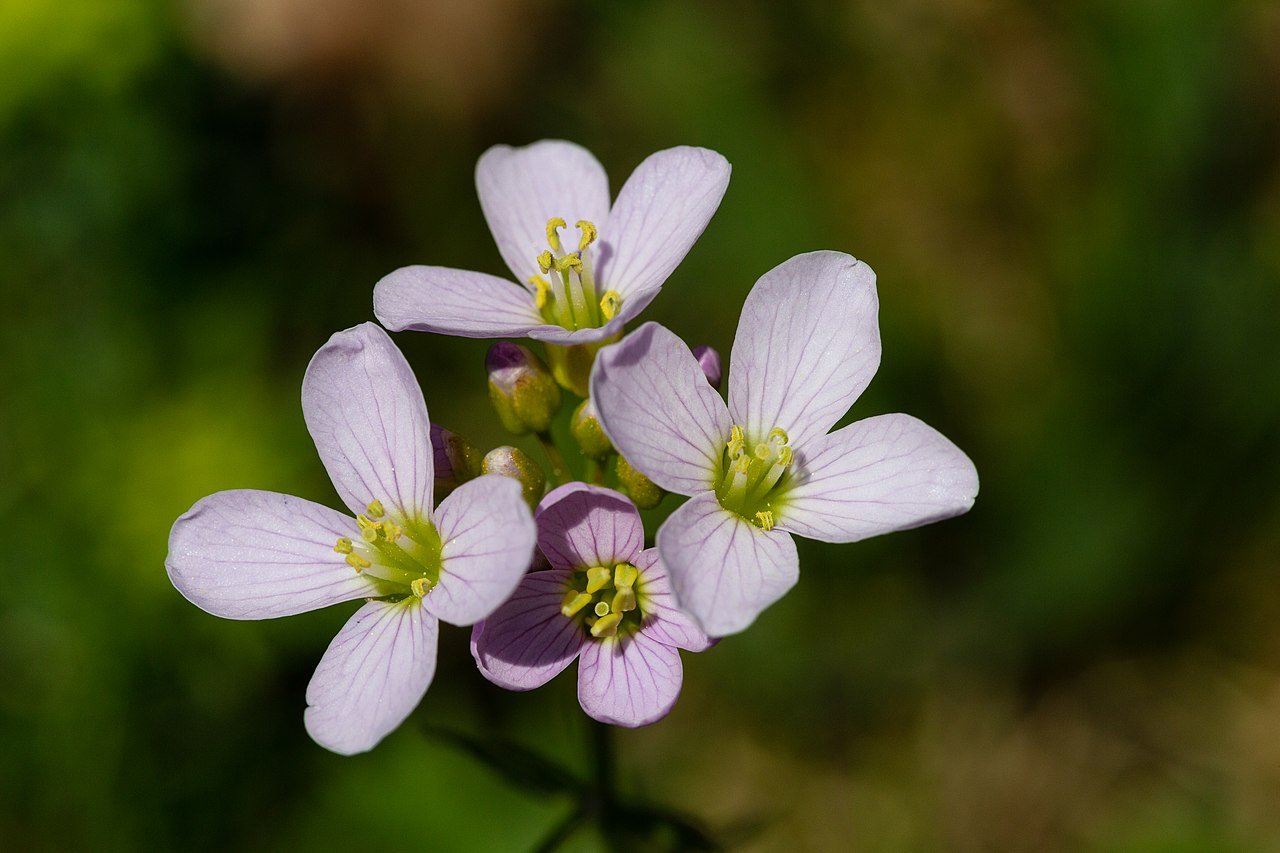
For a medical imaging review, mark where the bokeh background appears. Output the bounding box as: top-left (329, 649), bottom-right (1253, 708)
top-left (4, 0), bottom-right (1280, 849)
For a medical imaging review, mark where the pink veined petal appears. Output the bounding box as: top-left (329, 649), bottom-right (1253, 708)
top-left (778, 413), bottom-right (979, 543)
top-left (577, 630), bottom-right (684, 727)
top-left (535, 484), bottom-right (644, 571)
top-left (632, 549), bottom-right (713, 652)
top-left (166, 490), bottom-right (380, 620)
top-left (656, 492), bottom-right (799, 636)
top-left (527, 315), bottom-right (628, 346)
top-left (728, 251), bottom-right (881, 449)
top-left (471, 569), bottom-right (586, 691)
top-left (591, 322), bottom-right (729, 496)
top-left (425, 475), bottom-right (537, 626)
top-left (373, 266), bottom-right (544, 338)
top-left (596, 146), bottom-right (730, 301)
top-left (476, 140), bottom-right (611, 284)
top-left (302, 323), bottom-right (434, 519)
top-left (304, 599), bottom-right (438, 756)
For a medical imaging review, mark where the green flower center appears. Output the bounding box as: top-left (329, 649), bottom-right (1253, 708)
top-left (714, 425), bottom-right (794, 530)
top-left (529, 217), bottom-right (621, 331)
top-left (561, 562), bottom-right (644, 640)
top-left (333, 500), bottom-right (443, 598)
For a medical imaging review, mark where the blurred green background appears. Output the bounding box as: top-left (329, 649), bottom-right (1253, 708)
top-left (3, 0), bottom-right (1279, 849)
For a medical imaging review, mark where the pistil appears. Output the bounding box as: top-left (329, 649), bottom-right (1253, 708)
top-left (333, 501), bottom-right (443, 596)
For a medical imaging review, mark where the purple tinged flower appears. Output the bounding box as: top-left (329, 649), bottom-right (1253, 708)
top-left (373, 140), bottom-right (731, 347)
top-left (590, 251), bottom-right (980, 636)
top-left (691, 344), bottom-right (722, 390)
top-left (471, 484), bottom-right (711, 727)
top-left (166, 323), bottom-right (536, 755)
top-left (431, 423), bottom-right (482, 497)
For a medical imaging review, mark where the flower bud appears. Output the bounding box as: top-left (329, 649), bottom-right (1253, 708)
top-left (487, 342), bottom-right (562, 436)
top-left (615, 456), bottom-right (665, 510)
top-left (482, 445), bottom-right (546, 508)
top-left (431, 424), bottom-right (483, 498)
top-left (691, 344), bottom-right (722, 390)
top-left (570, 399), bottom-right (613, 460)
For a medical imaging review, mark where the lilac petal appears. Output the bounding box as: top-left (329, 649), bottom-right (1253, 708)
top-left (476, 140), bottom-right (611, 283)
top-left (425, 475), bottom-right (537, 626)
top-left (692, 344), bottom-right (723, 390)
top-left (656, 492), bottom-right (799, 636)
top-left (527, 315), bottom-right (627, 346)
top-left (632, 549), bottom-right (713, 652)
top-left (535, 483), bottom-right (644, 571)
top-left (471, 569), bottom-right (586, 690)
top-left (779, 414), bottom-right (979, 543)
top-left (728, 251), bottom-right (881, 450)
top-left (591, 322), bottom-right (730, 496)
top-left (304, 599), bottom-right (438, 756)
top-left (302, 323), bottom-right (434, 519)
top-left (374, 266), bottom-right (544, 338)
top-left (596, 146), bottom-right (730, 301)
top-left (577, 630), bottom-right (684, 727)
top-left (166, 490), bottom-right (379, 620)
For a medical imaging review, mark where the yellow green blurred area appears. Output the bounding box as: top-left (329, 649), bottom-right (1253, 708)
top-left (2, 0), bottom-right (1279, 849)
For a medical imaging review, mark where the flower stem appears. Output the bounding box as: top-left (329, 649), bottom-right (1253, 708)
top-left (586, 457), bottom-right (607, 486)
top-left (587, 719), bottom-right (616, 833)
top-left (537, 433), bottom-right (571, 485)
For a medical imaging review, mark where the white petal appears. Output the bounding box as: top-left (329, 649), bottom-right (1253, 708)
top-left (633, 549), bottom-right (713, 652)
top-left (728, 251), bottom-right (881, 449)
top-left (577, 631), bottom-right (684, 727)
top-left (304, 599), bottom-right (438, 756)
top-left (374, 266), bottom-right (543, 337)
top-left (779, 414), bottom-right (978, 542)
top-left (535, 483), bottom-right (644, 571)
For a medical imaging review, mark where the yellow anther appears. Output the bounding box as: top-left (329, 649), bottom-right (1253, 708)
top-left (345, 553), bottom-right (372, 571)
top-left (768, 427), bottom-right (789, 445)
top-left (777, 446), bottom-right (793, 466)
top-left (590, 611), bottom-right (623, 638)
top-left (333, 537), bottom-right (354, 554)
top-left (754, 510), bottom-right (775, 531)
top-left (366, 500), bottom-right (385, 519)
top-left (529, 275), bottom-right (552, 309)
top-left (600, 290), bottom-right (622, 320)
top-left (613, 562), bottom-right (638, 590)
top-left (731, 425), bottom-right (745, 443)
top-left (734, 455), bottom-right (752, 474)
top-left (586, 566), bottom-right (612, 594)
top-left (545, 217), bottom-right (566, 252)
top-left (537, 250), bottom-right (554, 273)
top-left (554, 253), bottom-right (582, 273)
top-left (612, 588), bottom-right (637, 613)
top-left (561, 591), bottom-right (592, 617)
top-left (410, 577), bottom-right (431, 598)
top-left (754, 443), bottom-right (772, 460)
top-left (593, 601), bottom-right (611, 618)
top-left (576, 220), bottom-right (597, 250)
top-left (381, 519), bottom-right (402, 542)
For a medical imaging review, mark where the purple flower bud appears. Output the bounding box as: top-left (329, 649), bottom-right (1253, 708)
top-left (486, 342), bottom-right (561, 435)
top-left (691, 344), bottom-right (722, 390)
top-left (431, 424), bottom-right (482, 498)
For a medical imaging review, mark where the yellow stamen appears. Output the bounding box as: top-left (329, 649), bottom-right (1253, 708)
top-left (410, 577), bottom-right (431, 598)
top-left (590, 612), bottom-right (623, 638)
top-left (381, 519), bottom-right (402, 542)
top-left (593, 601), bottom-right (611, 618)
top-left (586, 566), bottom-right (612, 594)
top-left (777, 446), bottom-right (793, 466)
top-left (612, 588), bottom-right (637, 613)
top-left (613, 563), bottom-right (638, 589)
top-left (345, 553), bottom-right (372, 571)
top-left (561, 591), bottom-right (592, 617)
top-left (529, 275), bottom-right (552, 309)
top-left (576, 220), bottom-right (597, 250)
top-left (754, 510), bottom-right (775, 531)
top-left (537, 250), bottom-right (554, 274)
top-left (545, 217), bottom-right (566, 252)
top-left (334, 537), bottom-right (354, 554)
top-left (366, 500), bottom-right (385, 519)
top-left (600, 290), bottom-right (621, 320)
top-left (768, 427), bottom-right (789, 444)
top-left (554, 253), bottom-right (582, 273)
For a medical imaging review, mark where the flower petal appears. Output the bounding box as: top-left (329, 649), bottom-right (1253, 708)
top-left (527, 316), bottom-right (627, 346)
top-left (425, 475), bottom-right (537, 626)
top-left (633, 549), bottom-right (713, 652)
top-left (535, 483), bottom-right (644, 571)
top-left (476, 140), bottom-right (611, 283)
top-left (471, 569), bottom-right (586, 691)
top-left (596, 146), bottom-right (730, 301)
top-left (728, 251), bottom-right (881, 449)
top-left (302, 322), bottom-right (434, 519)
top-left (373, 266), bottom-right (544, 338)
top-left (591, 322), bottom-right (730, 496)
top-left (778, 414), bottom-right (978, 542)
top-left (577, 631), bottom-right (684, 727)
top-left (656, 492), bottom-right (799, 636)
top-left (304, 599), bottom-right (438, 756)
top-left (166, 490), bottom-right (379, 620)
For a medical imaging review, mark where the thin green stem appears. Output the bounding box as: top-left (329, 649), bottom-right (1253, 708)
top-left (586, 457), bottom-right (607, 486)
top-left (587, 719), bottom-right (616, 836)
top-left (537, 433), bottom-right (571, 485)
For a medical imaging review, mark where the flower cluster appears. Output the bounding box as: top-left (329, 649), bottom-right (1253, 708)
top-left (167, 140), bottom-right (978, 754)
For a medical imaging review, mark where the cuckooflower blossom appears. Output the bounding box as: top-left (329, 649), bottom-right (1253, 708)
top-left (373, 140), bottom-right (730, 349)
top-left (471, 484), bottom-right (711, 727)
top-left (166, 323), bottom-right (536, 754)
top-left (591, 251), bottom-right (980, 636)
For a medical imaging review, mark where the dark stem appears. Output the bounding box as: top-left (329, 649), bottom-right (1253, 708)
top-left (537, 432), bottom-right (571, 485)
top-left (588, 719), bottom-right (616, 839)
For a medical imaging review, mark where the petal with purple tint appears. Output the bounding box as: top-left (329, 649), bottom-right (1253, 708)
top-left (304, 598), bottom-right (438, 756)
top-left (535, 483), bottom-right (644, 571)
top-left (425, 475), bottom-right (537, 626)
top-left (302, 323), bottom-right (434, 519)
top-left (632, 550), bottom-right (713, 652)
top-left (471, 569), bottom-right (586, 690)
top-left (596, 147), bottom-right (730, 302)
top-left (166, 489), bottom-right (379, 620)
top-left (656, 492), bottom-right (799, 636)
top-left (374, 267), bottom-right (544, 338)
top-left (476, 140), bottom-right (611, 283)
top-left (728, 251), bottom-right (881, 450)
top-left (591, 323), bottom-right (730, 496)
top-left (778, 413), bottom-right (978, 543)
top-left (692, 344), bottom-right (722, 390)
top-left (577, 630), bottom-right (684, 727)
top-left (527, 315), bottom-right (627, 347)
